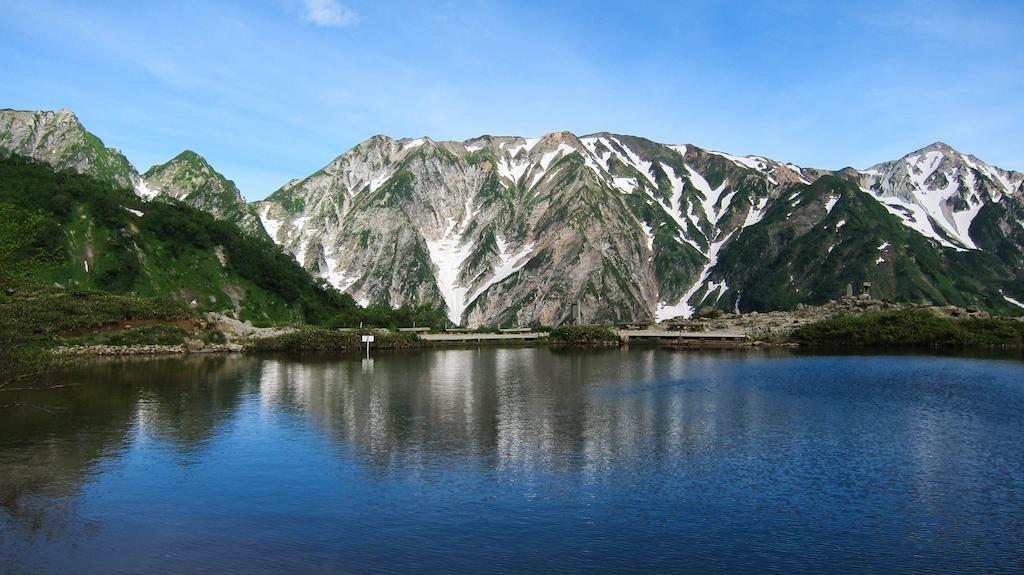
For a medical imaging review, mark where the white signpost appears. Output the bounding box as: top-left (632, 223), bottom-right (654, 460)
top-left (361, 334), bottom-right (375, 358)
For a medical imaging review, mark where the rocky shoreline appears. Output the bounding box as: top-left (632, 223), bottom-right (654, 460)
top-left (54, 342), bottom-right (245, 356)
top-left (48, 299), bottom-right (1021, 358)
top-left (678, 297), bottom-right (1006, 340)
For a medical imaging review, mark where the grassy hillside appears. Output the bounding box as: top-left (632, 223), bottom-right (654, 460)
top-left (0, 155), bottom-right (348, 324)
top-left (0, 155), bottom-right (457, 381)
top-left (0, 288), bottom-right (192, 382)
top-left (791, 309), bottom-right (1024, 349)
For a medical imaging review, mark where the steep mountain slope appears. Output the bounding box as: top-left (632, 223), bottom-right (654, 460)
top-left (859, 142), bottom-right (1024, 251)
top-left (0, 108), bottom-right (141, 191)
top-left (0, 109), bottom-right (274, 238)
top-left (256, 133), bottom-right (1024, 324)
top-left (4, 107), bottom-right (1020, 324)
top-left (254, 132), bottom-right (762, 325)
top-left (143, 151), bottom-right (269, 239)
top-left (0, 155), bottom-right (348, 324)
top-left (713, 175), bottom-right (1023, 314)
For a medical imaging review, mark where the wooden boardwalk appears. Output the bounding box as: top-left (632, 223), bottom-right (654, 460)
top-left (617, 329), bottom-right (748, 342)
top-left (417, 329), bottom-right (748, 344)
top-left (420, 332), bottom-right (547, 342)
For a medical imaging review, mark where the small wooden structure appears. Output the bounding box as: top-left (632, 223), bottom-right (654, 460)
top-left (618, 329), bottom-right (747, 344)
top-left (665, 320), bottom-right (707, 332)
top-left (421, 331), bottom-right (546, 342)
top-left (619, 322), bottom-right (651, 330)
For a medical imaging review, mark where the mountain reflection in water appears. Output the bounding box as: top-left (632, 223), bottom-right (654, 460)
top-left (2, 348), bottom-right (1023, 574)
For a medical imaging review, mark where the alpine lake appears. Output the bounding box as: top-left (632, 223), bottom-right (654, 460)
top-left (2, 346), bottom-right (1023, 574)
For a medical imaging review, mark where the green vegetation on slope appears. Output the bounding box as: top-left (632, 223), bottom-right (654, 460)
top-left (0, 155), bottom-right (348, 323)
top-left (715, 176), bottom-right (1023, 315)
top-left (548, 325), bottom-right (620, 345)
top-left (790, 309), bottom-right (1024, 349)
top-left (96, 325), bottom-right (190, 346)
top-left (0, 108), bottom-right (140, 189)
top-left (0, 155), bottom-right (457, 382)
top-left (325, 302), bottom-right (449, 330)
top-left (249, 328), bottom-right (421, 352)
top-left (0, 288), bottom-right (191, 382)
top-left (142, 150), bottom-right (269, 238)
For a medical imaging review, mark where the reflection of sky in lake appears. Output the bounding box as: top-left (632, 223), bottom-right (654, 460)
top-left (2, 349), bottom-right (1023, 573)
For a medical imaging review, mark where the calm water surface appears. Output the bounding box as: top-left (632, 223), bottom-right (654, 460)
top-left (2, 348), bottom-right (1023, 574)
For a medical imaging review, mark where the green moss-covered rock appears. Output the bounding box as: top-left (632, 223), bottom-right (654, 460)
top-left (548, 325), bottom-right (620, 345)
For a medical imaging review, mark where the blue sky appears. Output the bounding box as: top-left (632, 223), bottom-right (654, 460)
top-left (1, 0), bottom-right (1021, 200)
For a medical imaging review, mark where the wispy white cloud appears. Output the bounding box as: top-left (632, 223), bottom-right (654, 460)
top-left (302, 0), bottom-right (357, 27)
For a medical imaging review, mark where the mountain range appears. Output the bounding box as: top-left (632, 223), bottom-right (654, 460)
top-left (3, 107), bottom-right (1022, 326)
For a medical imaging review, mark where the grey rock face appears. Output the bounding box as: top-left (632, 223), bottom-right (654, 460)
top-left (256, 133), bottom-right (1024, 324)
top-left (5, 108), bottom-right (1021, 322)
top-left (255, 132), bottom-right (795, 325)
top-left (0, 108), bottom-right (140, 190)
top-left (858, 142), bottom-right (1024, 250)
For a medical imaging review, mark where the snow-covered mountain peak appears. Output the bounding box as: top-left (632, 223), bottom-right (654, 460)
top-left (859, 142), bottom-right (1022, 250)
top-left (916, 141), bottom-right (956, 155)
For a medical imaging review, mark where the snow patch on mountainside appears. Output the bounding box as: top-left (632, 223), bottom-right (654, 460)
top-left (135, 179), bottom-right (158, 200)
top-left (710, 151), bottom-right (777, 185)
top-left (742, 197), bottom-right (769, 228)
top-left (465, 238), bottom-right (536, 307)
top-left (660, 163), bottom-right (692, 233)
top-left (640, 221), bottom-right (655, 252)
top-left (1002, 293), bottom-right (1024, 309)
top-left (368, 171), bottom-right (391, 193)
top-left (657, 231), bottom-right (734, 321)
top-left (867, 192), bottom-right (964, 250)
top-left (785, 164), bottom-right (809, 183)
top-left (291, 216), bottom-right (314, 260)
top-left (824, 195), bottom-right (839, 214)
top-left (426, 221), bottom-right (476, 324)
top-left (497, 152), bottom-right (531, 184)
top-left (322, 246), bottom-right (360, 292)
top-left (579, 137), bottom-right (607, 166)
top-left (686, 165), bottom-right (732, 224)
top-left (612, 177), bottom-right (637, 195)
top-left (425, 199), bottom-right (482, 324)
top-left (402, 138), bottom-right (426, 151)
top-left (540, 143), bottom-right (575, 170)
top-left (259, 205), bottom-right (283, 241)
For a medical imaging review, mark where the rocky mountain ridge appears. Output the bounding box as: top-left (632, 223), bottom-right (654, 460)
top-left (0, 109), bottom-right (264, 238)
top-left (143, 151), bottom-right (269, 238)
top-left (3, 107), bottom-right (1023, 325)
top-left (255, 132), bottom-right (1024, 325)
